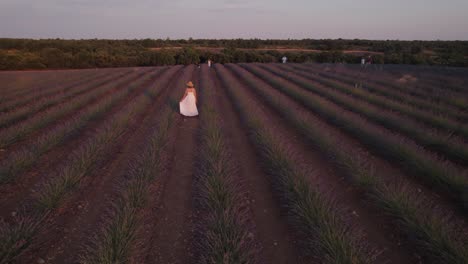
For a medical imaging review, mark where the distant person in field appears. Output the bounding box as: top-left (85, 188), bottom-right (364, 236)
top-left (179, 81), bottom-right (198, 117)
top-left (208, 59), bottom-right (212, 68)
top-left (282, 56), bottom-right (287, 63)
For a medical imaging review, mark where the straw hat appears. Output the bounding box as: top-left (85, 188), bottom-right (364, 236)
top-left (186, 81), bottom-right (194, 88)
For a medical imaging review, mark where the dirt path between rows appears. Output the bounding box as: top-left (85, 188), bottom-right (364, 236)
top-left (225, 64), bottom-right (415, 263)
top-left (262, 63), bottom-right (468, 219)
top-left (0, 69), bottom-right (107, 105)
top-left (0, 68), bottom-right (162, 219)
top-left (210, 67), bottom-right (303, 263)
top-left (0, 67), bottom-right (145, 161)
top-left (15, 66), bottom-right (185, 263)
top-left (141, 66), bottom-right (199, 264)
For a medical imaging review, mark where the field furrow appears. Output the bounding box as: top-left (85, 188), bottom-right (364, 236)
top-left (211, 66), bottom-right (307, 263)
top-left (0, 68), bottom-right (153, 149)
top-left (0, 67), bottom-right (170, 206)
top-left (0, 69), bottom-right (132, 128)
top-left (288, 64), bottom-right (468, 122)
top-left (0, 66), bottom-right (185, 264)
top-left (239, 64), bottom-right (468, 212)
top-left (191, 65), bottom-right (259, 263)
top-left (258, 64), bottom-right (468, 166)
top-left (140, 66), bottom-right (199, 264)
top-left (0, 63), bottom-right (465, 264)
top-left (217, 64), bottom-right (382, 263)
top-left (0, 69), bottom-right (109, 112)
top-left (225, 64), bottom-right (468, 263)
top-left (302, 64), bottom-right (468, 111)
top-left (225, 63), bottom-right (424, 263)
top-left (0, 70), bottom-right (104, 104)
top-left (275, 64), bottom-right (468, 139)
top-left (29, 66), bottom-right (187, 264)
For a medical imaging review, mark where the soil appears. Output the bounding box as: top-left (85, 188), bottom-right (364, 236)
top-left (242, 64), bottom-right (468, 259)
top-left (0, 67), bottom-right (146, 156)
top-left (0, 68), bottom-right (114, 109)
top-left (1, 63), bottom-right (465, 264)
top-left (15, 66), bottom-right (187, 263)
top-left (210, 66), bottom-right (305, 263)
top-left (221, 64), bottom-right (416, 263)
top-left (139, 66), bottom-right (199, 264)
top-left (0, 67), bottom-right (164, 218)
top-left (264, 63), bottom-right (468, 216)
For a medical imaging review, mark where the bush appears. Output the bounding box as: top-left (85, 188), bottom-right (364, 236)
top-left (176, 47), bottom-right (200, 65)
top-left (0, 51), bottom-right (22, 70)
top-left (40, 48), bottom-right (72, 68)
top-left (1, 38), bottom-right (467, 70)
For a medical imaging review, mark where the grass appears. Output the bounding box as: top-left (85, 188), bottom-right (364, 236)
top-left (36, 83), bottom-right (158, 210)
top-left (260, 64), bottom-right (468, 166)
top-left (0, 70), bottom-right (126, 129)
top-left (81, 109), bottom-right (173, 264)
top-left (194, 67), bottom-right (254, 263)
top-left (226, 64), bottom-right (468, 263)
top-left (320, 64), bottom-right (468, 121)
top-left (76, 66), bottom-right (182, 263)
top-left (79, 66), bottom-right (183, 263)
top-left (0, 68), bottom-right (148, 149)
top-left (276, 64), bottom-right (468, 139)
top-left (83, 203), bottom-right (140, 264)
top-left (289, 64), bottom-right (468, 122)
top-left (0, 69), bottom-right (108, 113)
top-left (239, 64), bottom-right (468, 211)
top-left (216, 64), bottom-right (374, 264)
top-left (0, 214), bottom-right (47, 264)
top-left (370, 184), bottom-right (468, 264)
top-left (0, 67), bottom-right (168, 184)
top-left (304, 63), bottom-right (468, 97)
top-left (0, 67), bottom-right (179, 263)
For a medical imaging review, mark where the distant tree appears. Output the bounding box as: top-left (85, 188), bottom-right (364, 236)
top-left (222, 47), bottom-right (236, 62)
top-left (138, 51), bottom-right (153, 66)
top-left (372, 54), bottom-right (385, 64)
top-left (211, 53), bottom-right (228, 64)
top-left (21, 52), bottom-right (46, 69)
top-left (245, 51), bottom-right (262, 63)
top-left (156, 50), bottom-right (176, 65)
top-left (233, 50), bottom-right (247, 63)
top-left (40, 48), bottom-right (71, 68)
top-left (1, 38), bottom-right (467, 69)
top-left (141, 38), bottom-right (156, 48)
top-left (0, 51), bottom-right (21, 70)
top-left (72, 50), bottom-right (93, 68)
top-left (176, 47), bottom-right (200, 65)
top-left (93, 50), bottom-right (113, 67)
top-left (410, 45), bottom-right (423, 54)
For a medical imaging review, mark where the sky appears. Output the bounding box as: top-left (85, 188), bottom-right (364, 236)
top-left (1, 0), bottom-right (468, 40)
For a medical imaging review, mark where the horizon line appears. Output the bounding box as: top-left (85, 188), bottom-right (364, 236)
top-left (1, 37), bottom-right (468, 42)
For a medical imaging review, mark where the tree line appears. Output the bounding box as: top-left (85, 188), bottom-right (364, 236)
top-left (0, 38), bottom-right (466, 70)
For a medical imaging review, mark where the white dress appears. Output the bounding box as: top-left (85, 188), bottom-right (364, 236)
top-left (179, 92), bottom-right (198, 116)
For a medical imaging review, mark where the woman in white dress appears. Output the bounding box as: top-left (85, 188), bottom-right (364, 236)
top-left (179, 81), bottom-right (199, 117)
